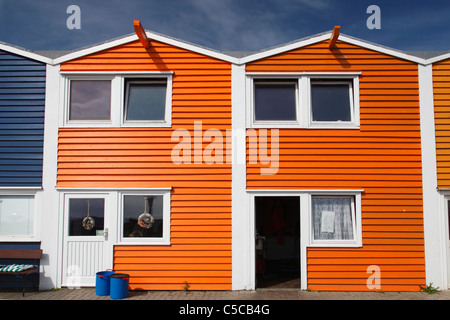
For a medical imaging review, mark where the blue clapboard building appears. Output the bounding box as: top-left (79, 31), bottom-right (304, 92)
top-left (0, 43), bottom-right (51, 289)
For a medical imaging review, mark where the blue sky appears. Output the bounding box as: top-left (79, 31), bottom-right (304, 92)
top-left (1, 0), bottom-right (450, 53)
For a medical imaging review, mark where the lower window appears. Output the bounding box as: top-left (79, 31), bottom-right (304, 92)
top-left (311, 195), bottom-right (356, 243)
top-left (122, 195), bottom-right (164, 238)
top-left (120, 191), bottom-right (170, 244)
top-left (0, 195), bottom-right (34, 237)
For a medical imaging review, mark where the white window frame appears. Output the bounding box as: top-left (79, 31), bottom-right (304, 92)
top-left (117, 189), bottom-right (171, 245)
top-left (250, 78), bottom-right (300, 127)
top-left (246, 73), bottom-right (360, 129)
top-left (308, 77), bottom-right (357, 128)
top-left (63, 192), bottom-right (110, 239)
top-left (60, 72), bottom-right (173, 128)
top-left (309, 193), bottom-right (362, 247)
top-left (0, 189), bottom-right (39, 241)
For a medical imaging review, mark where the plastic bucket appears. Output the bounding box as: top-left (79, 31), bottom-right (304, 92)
top-left (110, 273), bottom-right (130, 299)
top-left (95, 270), bottom-right (115, 296)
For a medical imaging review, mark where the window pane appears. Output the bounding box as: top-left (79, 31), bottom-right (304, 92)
top-left (68, 198), bottom-right (104, 236)
top-left (69, 80), bottom-right (111, 121)
top-left (123, 195), bottom-right (163, 238)
top-left (312, 196), bottom-right (354, 240)
top-left (125, 80), bottom-right (167, 121)
top-left (254, 81), bottom-right (297, 121)
top-left (0, 196), bottom-right (34, 237)
top-left (311, 81), bottom-right (351, 122)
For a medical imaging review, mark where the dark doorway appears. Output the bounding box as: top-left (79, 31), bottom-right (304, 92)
top-left (255, 196), bottom-right (300, 288)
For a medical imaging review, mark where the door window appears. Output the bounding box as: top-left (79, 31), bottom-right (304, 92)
top-left (68, 198), bottom-right (105, 236)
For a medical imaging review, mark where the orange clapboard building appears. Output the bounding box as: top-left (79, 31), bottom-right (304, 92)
top-left (231, 27), bottom-right (429, 291)
top-left (52, 22), bottom-right (236, 290)
top-left (48, 23), bottom-right (431, 291)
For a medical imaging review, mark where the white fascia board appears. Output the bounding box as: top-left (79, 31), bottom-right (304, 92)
top-left (0, 42), bottom-right (52, 64)
top-left (53, 31), bottom-right (240, 65)
top-left (339, 35), bottom-right (427, 65)
top-left (53, 34), bottom-right (138, 64)
top-left (239, 33), bottom-right (331, 64)
top-left (143, 31), bottom-right (239, 64)
top-left (426, 52), bottom-right (450, 65)
top-left (239, 32), bottom-right (428, 65)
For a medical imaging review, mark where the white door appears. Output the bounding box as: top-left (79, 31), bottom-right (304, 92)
top-left (62, 193), bottom-right (114, 287)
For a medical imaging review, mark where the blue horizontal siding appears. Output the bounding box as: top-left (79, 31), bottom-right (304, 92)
top-left (0, 50), bottom-right (45, 187)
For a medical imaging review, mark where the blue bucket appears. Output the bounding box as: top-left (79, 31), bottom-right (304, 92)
top-left (95, 270), bottom-right (115, 296)
top-left (110, 273), bottom-right (129, 299)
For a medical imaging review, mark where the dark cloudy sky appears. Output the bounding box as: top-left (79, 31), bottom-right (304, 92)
top-left (0, 0), bottom-right (449, 53)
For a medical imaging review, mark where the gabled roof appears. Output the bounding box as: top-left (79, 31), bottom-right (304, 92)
top-left (1, 25), bottom-right (442, 67)
top-left (0, 41), bottom-right (52, 64)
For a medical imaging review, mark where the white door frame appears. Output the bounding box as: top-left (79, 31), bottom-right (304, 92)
top-left (247, 191), bottom-right (309, 290)
top-left (60, 191), bottom-right (117, 287)
top-left (442, 194), bottom-right (450, 289)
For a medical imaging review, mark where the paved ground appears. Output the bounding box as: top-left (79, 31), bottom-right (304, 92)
top-left (1, 287), bottom-right (450, 300)
top-left (2, 288), bottom-right (448, 318)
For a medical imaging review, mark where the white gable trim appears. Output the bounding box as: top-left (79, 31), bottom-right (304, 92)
top-left (239, 33), bottom-right (331, 64)
top-left (239, 32), bottom-right (427, 65)
top-left (339, 35), bottom-right (427, 65)
top-left (53, 32), bottom-right (240, 65)
top-left (426, 52), bottom-right (450, 65)
top-left (0, 42), bottom-right (52, 64)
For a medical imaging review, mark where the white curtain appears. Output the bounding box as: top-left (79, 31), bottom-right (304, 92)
top-left (312, 196), bottom-right (354, 240)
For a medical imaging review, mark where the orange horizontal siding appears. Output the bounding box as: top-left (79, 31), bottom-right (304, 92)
top-left (247, 39), bottom-right (425, 291)
top-left (433, 59), bottom-right (450, 188)
top-left (59, 40), bottom-right (232, 291)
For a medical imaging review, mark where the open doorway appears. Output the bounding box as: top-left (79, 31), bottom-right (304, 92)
top-left (255, 196), bottom-right (300, 288)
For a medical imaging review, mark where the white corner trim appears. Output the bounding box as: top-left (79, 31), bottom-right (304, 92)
top-left (418, 64), bottom-right (446, 288)
top-left (231, 64), bottom-right (249, 290)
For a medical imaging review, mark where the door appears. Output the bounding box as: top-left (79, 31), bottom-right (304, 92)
top-left (255, 196), bottom-right (300, 288)
top-left (62, 193), bottom-right (114, 287)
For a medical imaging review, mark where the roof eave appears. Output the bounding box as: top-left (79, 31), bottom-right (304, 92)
top-left (53, 30), bottom-right (240, 65)
top-left (239, 31), bottom-right (428, 65)
top-left (0, 41), bottom-right (52, 64)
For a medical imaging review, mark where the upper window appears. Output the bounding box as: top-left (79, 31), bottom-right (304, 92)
top-left (310, 79), bottom-right (353, 123)
top-left (247, 74), bottom-right (359, 128)
top-left (0, 195), bottom-right (35, 238)
top-left (63, 73), bottom-right (172, 127)
top-left (254, 80), bottom-right (297, 122)
top-left (124, 78), bottom-right (168, 122)
top-left (69, 80), bottom-right (111, 121)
